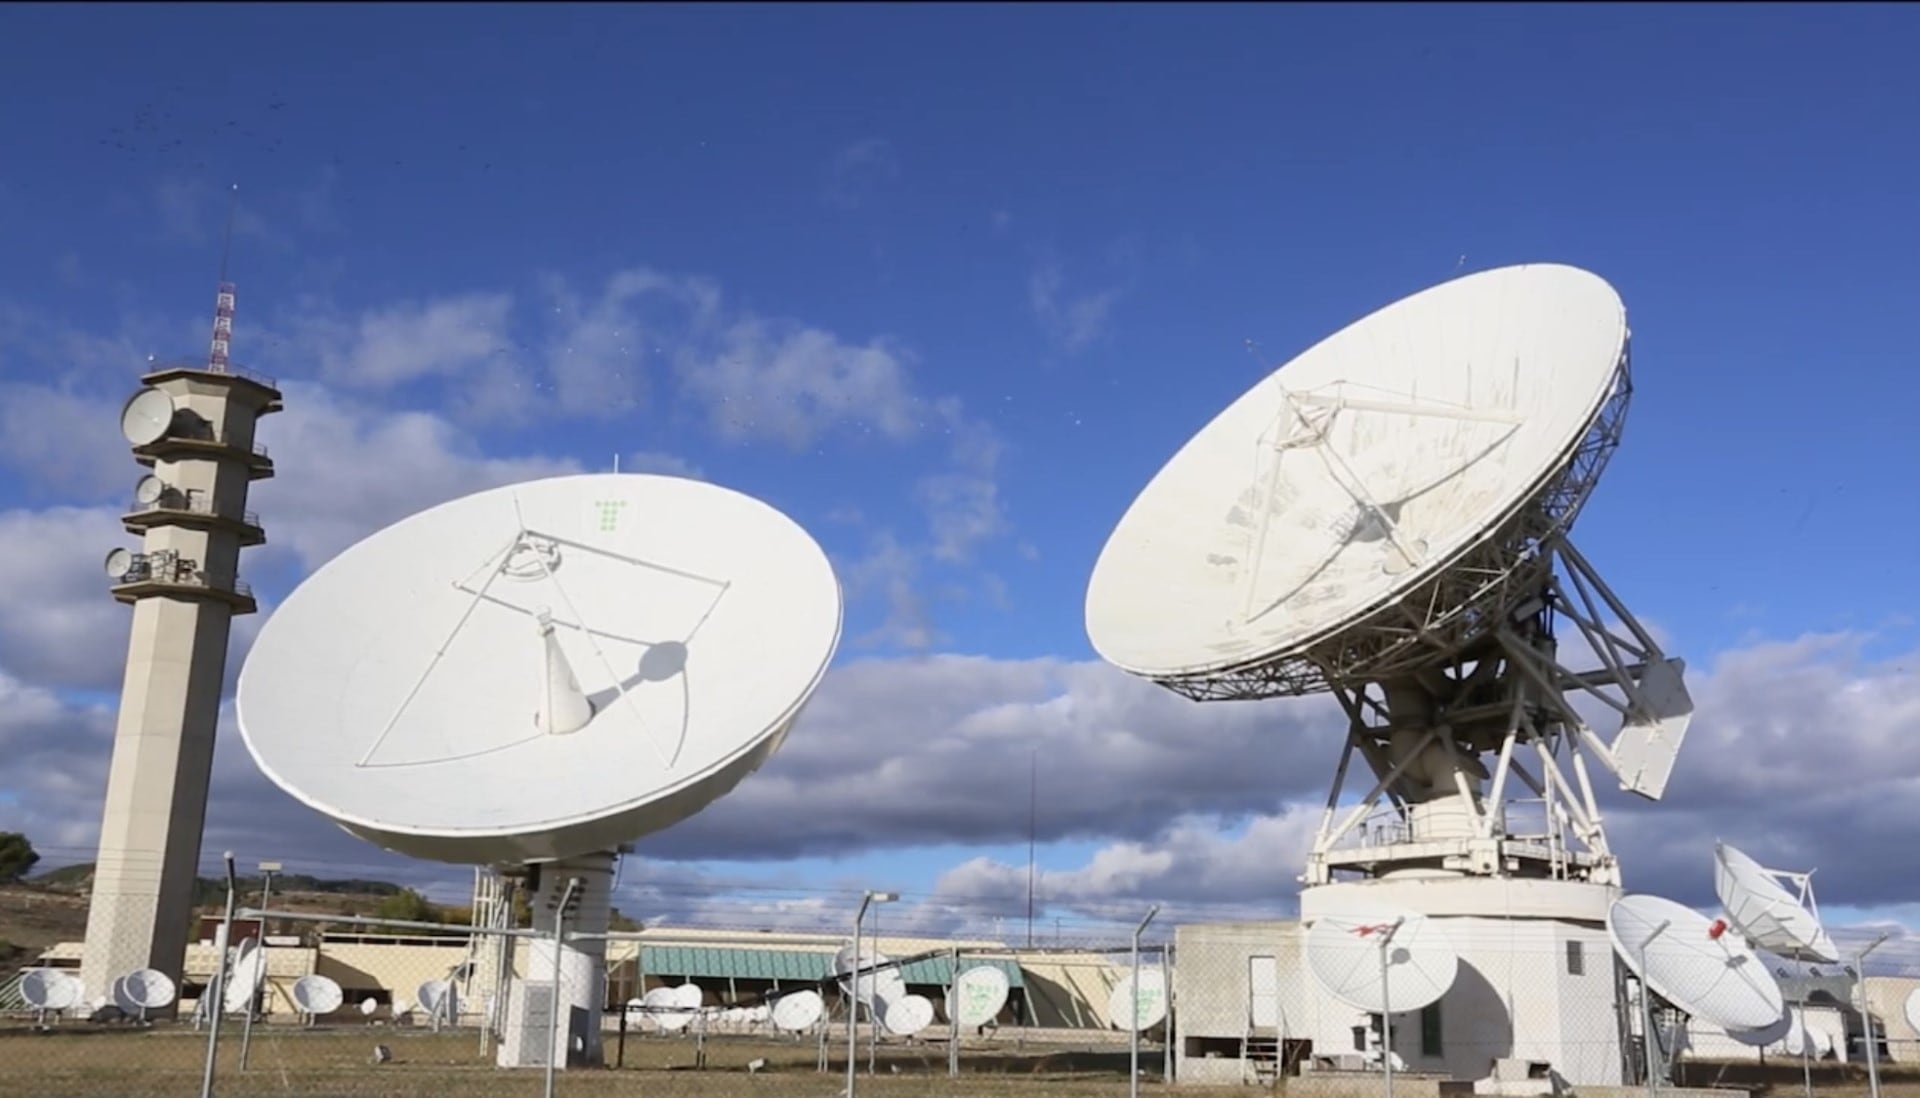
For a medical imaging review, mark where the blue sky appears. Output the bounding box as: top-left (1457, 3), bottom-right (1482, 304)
top-left (3, 4), bottom-right (1919, 943)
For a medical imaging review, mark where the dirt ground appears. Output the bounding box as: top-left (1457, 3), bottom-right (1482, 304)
top-left (9, 1022), bottom-right (1920, 1098)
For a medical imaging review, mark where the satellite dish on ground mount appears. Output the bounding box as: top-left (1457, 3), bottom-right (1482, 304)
top-left (293, 973), bottom-right (344, 1018)
top-left (1084, 263), bottom-right (1694, 898)
top-left (1726, 1009), bottom-right (1793, 1048)
top-left (879, 992), bottom-right (935, 1036)
top-left (224, 938), bottom-right (263, 1014)
top-left (416, 979), bottom-right (456, 1023)
top-left (1714, 841), bottom-right (1839, 963)
top-left (1107, 968), bottom-right (1168, 1032)
top-left (20, 969), bottom-right (82, 1013)
top-left (112, 968), bottom-right (177, 1017)
top-left (948, 964), bottom-right (1011, 1027)
top-left (771, 989), bottom-right (824, 1032)
top-left (1607, 894), bottom-right (1785, 1032)
top-left (1306, 911), bottom-right (1458, 1015)
top-left (235, 472), bottom-right (840, 1072)
top-left (835, 942), bottom-right (907, 1008)
top-left (638, 984), bottom-right (698, 1032)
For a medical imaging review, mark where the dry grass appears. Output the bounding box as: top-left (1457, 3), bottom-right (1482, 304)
top-left (10, 1022), bottom-right (1920, 1098)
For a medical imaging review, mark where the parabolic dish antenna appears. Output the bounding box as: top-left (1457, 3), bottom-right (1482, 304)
top-left (949, 964), bottom-right (1011, 1027)
top-left (1107, 968), bottom-right (1168, 1032)
top-left (235, 473), bottom-right (844, 865)
top-left (20, 969), bottom-right (82, 1012)
top-left (293, 974), bottom-right (344, 1016)
top-left (1714, 841), bottom-right (1839, 963)
top-left (1086, 263), bottom-right (1626, 689)
top-left (1607, 894), bottom-right (1785, 1032)
top-left (771, 989), bottom-right (824, 1032)
top-left (359, 997), bottom-right (378, 1016)
top-left (103, 547), bottom-right (135, 581)
top-left (134, 474), bottom-right (166, 506)
top-left (224, 939), bottom-right (263, 1013)
top-left (1305, 912), bottom-right (1459, 1015)
top-left (417, 979), bottom-right (456, 1020)
top-left (880, 993), bottom-right (935, 1037)
top-left (112, 969), bottom-right (177, 1014)
top-left (1726, 1008), bottom-right (1793, 1048)
top-left (119, 386), bottom-right (175, 447)
top-left (836, 942), bottom-right (907, 1007)
top-left (1905, 987), bottom-right (1920, 1034)
top-left (641, 985), bottom-right (695, 1032)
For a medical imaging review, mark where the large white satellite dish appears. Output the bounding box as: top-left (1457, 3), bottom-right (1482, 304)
top-left (20, 969), bottom-right (82, 1012)
top-left (292, 974), bottom-right (344, 1018)
top-left (1306, 912), bottom-right (1459, 1015)
top-left (771, 989), bottom-right (824, 1032)
top-left (1087, 263), bottom-right (1624, 684)
top-left (236, 472), bottom-right (844, 865)
top-left (1726, 1009), bottom-right (1793, 1048)
top-left (636, 986), bottom-right (692, 1031)
top-left (112, 968), bottom-right (177, 1016)
top-left (119, 386), bottom-right (176, 447)
top-left (1607, 894), bottom-right (1785, 1032)
top-left (1107, 968), bottom-right (1168, 1032)
top-left (1904, 987), bottom-right (1920, 1034)
top-left (880, 993), bottom-right (935, 1037)
top-left (1713, 841), bottom-right (1839, 963)
top-left (949, 964), bottom-right (1011, 1027)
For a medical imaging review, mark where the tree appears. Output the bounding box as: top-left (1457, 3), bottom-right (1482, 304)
top-left (0, 833), bottom-right (39, 884)
top-left (372, 888), bottom-right (438, 926)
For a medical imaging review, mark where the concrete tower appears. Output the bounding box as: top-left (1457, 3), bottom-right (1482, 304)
top-left (79, 276), bottom-right (280, 1007)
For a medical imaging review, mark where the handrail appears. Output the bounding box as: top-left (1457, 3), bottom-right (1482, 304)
top-left (146, 359), bottom-right (279, 390)
top-left (125, 491), bottom-right (259, 528)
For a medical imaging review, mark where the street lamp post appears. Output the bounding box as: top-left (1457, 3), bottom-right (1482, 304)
top-left (238, 859), bottom-right (282, 1071)
top-left (846, 890), bottom-right (898, 1098)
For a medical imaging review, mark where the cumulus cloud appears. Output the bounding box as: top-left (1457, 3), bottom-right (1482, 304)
top-left (822, 138), bottom-right (901, 211)
top-left (1028, 253), bottom-right (1125, 354)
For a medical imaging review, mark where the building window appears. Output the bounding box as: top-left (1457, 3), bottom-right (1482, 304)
top-left (1420, 1002), bottom-right (1443, 1057)
top-left (1567, 939), bottom-right (1585, 976)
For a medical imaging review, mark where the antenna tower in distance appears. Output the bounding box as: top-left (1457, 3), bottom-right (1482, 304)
top-left (1085, 264), bottom-right (1696, 1087)
top-left (80, 224), bottom-right (281, 1010)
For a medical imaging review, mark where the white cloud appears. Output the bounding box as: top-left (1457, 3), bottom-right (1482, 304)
top-left (1028, 254), bottom-right (1124, 354)
top-left (822, 139), bottom-right (901, 211)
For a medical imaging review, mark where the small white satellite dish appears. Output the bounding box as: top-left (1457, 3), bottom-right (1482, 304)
top-left (134, 474), bottom-right (167, 506)
top-left (416, 979), bottom-right (456, 1020)
top-left (1726, 1008), bottom-right (1793, 1048)
top-left (112, 968), bottom-right (177, 1014)
top-left (1606, 894), bottom-right (1785, 1032)
top-left (1714, 841), bottom-right (1839, 963)
top-left (104, 547), bottom-right (135, 580)
top-left (880, 993), bottom-right (935, 1037)
top-left (293, 974), bottom-right (344, 1017)
top-left (359, 997), bottom-right (378, 1017)
top-left (835, 942), bottom-right (907, 1007)
top-left (235, 472), bottom-right (844, 866)
top-left (20, 969), bottom-right (82, 1012)
top-left (1903, 987), bottom-right (1920, 1034)
top-left (1106, 968), bottom-right (1168, 1032)
top-left (1306, 912), bottom-right (1458, 1015)
top-left (224, 939), bottom-right (264, 1013)
top-left (120, 386), bottom-right (177, 447)
top-left (771, 990), bottom-right (823, 1032)
top-left (641, 986), bottom-right (693, 1031)
top-left (949, 964), bottom-right (1011, 1027)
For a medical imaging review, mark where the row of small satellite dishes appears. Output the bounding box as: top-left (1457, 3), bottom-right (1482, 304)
top-left (1301, 840), bottom-right (1920, 1060)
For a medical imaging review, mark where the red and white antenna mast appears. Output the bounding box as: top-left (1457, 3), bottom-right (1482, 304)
top-left (207, 184), bottom-right (239, 373)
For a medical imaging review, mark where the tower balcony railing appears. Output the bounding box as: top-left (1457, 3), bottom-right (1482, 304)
top-left (108, 553), bottom-right (257, 615)
top-left (145, 358), bottom-right (280, 392)
top-left (125, 489), bottom-right (260, 531)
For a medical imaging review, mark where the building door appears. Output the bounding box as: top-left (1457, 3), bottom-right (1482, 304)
top-left (1249, 955), bottom-right (1280, 1029)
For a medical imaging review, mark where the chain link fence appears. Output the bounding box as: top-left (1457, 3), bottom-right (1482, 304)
top-left (12, 884), bottom-right (1920, 1097)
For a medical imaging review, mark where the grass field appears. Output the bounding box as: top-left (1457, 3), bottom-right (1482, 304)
top-left (8, 1022), bottom-right (1920, 1097)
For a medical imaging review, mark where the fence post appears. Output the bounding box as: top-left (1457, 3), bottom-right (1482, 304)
top-left (198, 852), bottom-right (239, 1098)
top-left (948, 946), bottom-right (960, 1078)
top-left (1131, 904), bottom-right (1161, 1098)
top-left (1859, 933), bottom-right (1892, 1098)
top-left (237, 866), bottom-right (275, 1070)
top-left (1161, 943), bottom-right (1173, 1083)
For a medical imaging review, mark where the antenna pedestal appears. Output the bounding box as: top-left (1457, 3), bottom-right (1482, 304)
top-left (496, 851), bottom-right (615, 1070)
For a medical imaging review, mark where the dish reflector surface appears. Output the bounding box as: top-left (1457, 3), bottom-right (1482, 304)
top-left (1086, 264), bottom-right (1625, 681)
top-left (21, 969), bottom-right (82, 1011)
top-left (237, 473), bottom-right (843, 864)
top-left (1607, 894), bottom-right (1784, 1032)
top-left (950, 964), bottom-right (1011, 1027)
top-left (1107, 968), bottom-right (1168, 1031)
top-left (293, 973), bottom-right (344, 1015)
top-left (835, 942), bottom-right (907, 1007)
top-left (224, 939), bottom-right (263, 1013)
top-left (771, 989), bottom-right (824, 1031)
top-left (113, 968), bottom-right (177, 1012)
top-left (1713, 841), bottom-right (1838, 963)
top-left (880, 993), bottom-right (935, 1036)
top-left (1305, 911), bottom-right (1458, 1014)
top-left (1904, 988), bottom-right (1920, 1034)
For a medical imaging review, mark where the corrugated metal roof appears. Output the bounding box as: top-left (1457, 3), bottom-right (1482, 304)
top-left (630, 945), bottom-right (1022, 989)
